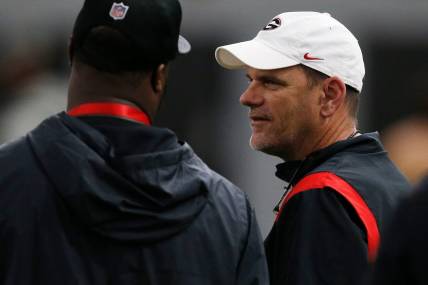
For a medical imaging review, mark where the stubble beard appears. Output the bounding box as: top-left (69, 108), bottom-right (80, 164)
top-left (249, 133), bottom-right (295, 160)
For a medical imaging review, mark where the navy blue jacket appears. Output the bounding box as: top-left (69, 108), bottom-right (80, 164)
top-left (0, 113), bottom-right (268, 285)
top-left (265, 133), bottom-right (409, 285)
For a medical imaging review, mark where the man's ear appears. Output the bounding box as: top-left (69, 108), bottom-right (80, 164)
top-left (151, 64), bottom-right (168, 95)
top-left (320, 76), bottom-right (346, 118)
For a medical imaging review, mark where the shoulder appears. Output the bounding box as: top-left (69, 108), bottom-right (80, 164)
top-left (182, 145), bottom-right (248, 212)
top-left (182, 151), bottom-right (256, 248)
top-left (281, 183), bottom-right (357, 217)
top-left (187, 153), bottom-right (252, 233)
top-left (0, 135), bottom-right (50, 209)
top-left (205, 168), bottom-right (250, 223)
top-left (276, 187), bottom-right (368, 245)
top-left (311, 145), bottom-right (410, 223)
top-left (279, 173), bottom-right (373, 235)
top-left (0, 134), bottom-right (30, 154)
top-left (317, 138), bottom-right (409, 191)
top-left (0, 135), bottom-right (54, 235)
top-left (0, 135), bottom-right (35, 172)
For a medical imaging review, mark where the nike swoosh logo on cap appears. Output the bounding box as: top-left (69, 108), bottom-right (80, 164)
top-left (303, 53), bottom-right (323, 60)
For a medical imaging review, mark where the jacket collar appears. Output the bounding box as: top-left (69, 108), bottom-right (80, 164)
top-left (275, 132), bottom-right (383, 185)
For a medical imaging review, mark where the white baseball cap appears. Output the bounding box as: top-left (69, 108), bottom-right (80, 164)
top-left (215, 11), bottom-right (365, 92)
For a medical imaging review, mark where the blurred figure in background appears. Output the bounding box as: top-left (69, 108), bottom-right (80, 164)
top-left (215, 11), bottom-right (409, 285)
top-left (372, 176), bottom-right (428, 284)
top-left (0, 0), bottom-right (268, 284)
top-left (373, 96), bottom-right (428, 284)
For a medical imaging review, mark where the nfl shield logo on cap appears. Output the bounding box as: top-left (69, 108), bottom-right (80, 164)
top-left (109, 2), bottom-right (129, 20)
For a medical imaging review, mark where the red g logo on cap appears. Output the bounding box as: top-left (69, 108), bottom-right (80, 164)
top-left (263, 17), bottom-right (281, 31)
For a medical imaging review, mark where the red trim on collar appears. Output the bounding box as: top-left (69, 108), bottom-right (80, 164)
top-left (67, 102), bottom-right (151, 125)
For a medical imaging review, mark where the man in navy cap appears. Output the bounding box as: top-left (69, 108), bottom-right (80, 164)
top-left (0, 1), bottom-right (268, 284)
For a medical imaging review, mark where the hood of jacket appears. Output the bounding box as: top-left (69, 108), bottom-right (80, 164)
top-left (28, 113), bottom-right (210, 243)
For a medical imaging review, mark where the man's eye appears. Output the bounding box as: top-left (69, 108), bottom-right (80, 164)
top-left (264, 81), bottom-right (280, 89)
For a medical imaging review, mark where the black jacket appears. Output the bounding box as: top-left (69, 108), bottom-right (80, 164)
top-left (0, 113), bottom-right (268, 285)
top-left (264, 133), bottom-right (409, 285)
top-left (372, 176), bottom-right (428, 285)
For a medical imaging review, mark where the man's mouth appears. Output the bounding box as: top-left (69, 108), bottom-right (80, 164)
top-left (249, 114), bottom-right (270, 121)
top-left (249, 114), bottom-right (270, 128)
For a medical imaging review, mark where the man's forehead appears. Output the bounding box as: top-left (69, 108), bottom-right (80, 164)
top-left (245, 65), bottom-right (301, 78)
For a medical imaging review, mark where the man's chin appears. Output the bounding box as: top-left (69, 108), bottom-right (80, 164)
top-left (250, 136), bottom-right (274, 153)
top-left (249, 135), bottom-right (288, 159)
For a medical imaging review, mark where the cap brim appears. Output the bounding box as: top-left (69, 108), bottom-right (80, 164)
top-left (178, 35), bottom-right (191, 54)
top-left (215, 40), bottom-right (298, 70)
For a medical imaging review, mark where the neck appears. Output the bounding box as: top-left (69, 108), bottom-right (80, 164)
top-left (314, 118), bottom-right (356, 151)
top-left (295, 115), bottom-right (356, 161)
top-left (67, 64), bottom-right (155, 120)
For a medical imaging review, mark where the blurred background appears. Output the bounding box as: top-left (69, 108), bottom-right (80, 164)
top-left (2, 0), bottom-right (428, 237)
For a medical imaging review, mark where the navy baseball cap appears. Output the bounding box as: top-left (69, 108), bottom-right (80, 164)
top-left (70, 0), bottom-right (191, 65)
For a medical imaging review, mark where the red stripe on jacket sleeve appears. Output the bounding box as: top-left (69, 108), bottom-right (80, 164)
top-left (276, 171), bottom-right (380, 262)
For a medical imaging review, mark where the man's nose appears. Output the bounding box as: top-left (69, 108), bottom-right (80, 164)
top-left (239, 84), bottom-right (263, 107)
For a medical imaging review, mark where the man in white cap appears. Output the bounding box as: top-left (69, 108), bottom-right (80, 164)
top-left (216, 11), bottom-right (409, 285)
